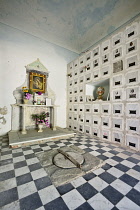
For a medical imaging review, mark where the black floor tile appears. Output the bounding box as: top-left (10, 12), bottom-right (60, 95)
top-left (33, 148), bottom-right (43, 153)
top-left (0, 170), bottom-right (15, 181)
top-left (16, 173), bottom-right (33, 186)
top-left (22, 147), bottom-right (31, 151)
top-left (12, 152), bottom-right (24, 157)
top-left (101, 186), bottom-right (123, 205)
top-left (111, 156), bottom-right (123, 162)
top-left (14, 160), bottom-right (27, 169)
top-left (28, 162), bottom-right (42, 172)
top-left (74, 143), bottom-right (82, 146)
top-left (96, 149), bottom-right (106, 154)
top-left (132, 165), bottom-right (140, 172)
top-left (0, 187), bottom-right (18, 208)
top-left (35, 176), bottom-right (52, 190)
top-left (25, 153), bottom-right (35, 159)
top-left (99, 172), bottom-right (116, 184)
top-left (57, 183), bottom-right (74, 195)
top-left (84, 148), bottom-right (93, 153)
top-left (1, 150), bottom-right (12, 155)
top-left (111, 207), bottom-right (119, 210)
top-left (83, 172), bottom-right (96, 181)
top-left (101, 163), bottom-right (112, 171)
top-left (119, 174), bottom-right (139, 187)
top-left (44, 197), bottom-right (69, 210)
top-left (126, 188), bottom-right (140, 206)
top-left (75, 202), bottom-right (93, 210)
top-left (109, 150), bottom-right (119, 155)
top-left (50, 145), bottom-right (59, 149)
top-left (64, 142), bottom-right (73, 145)
top-left (95, 144), bottom-right (104, 148)
top-left (1, 145), bottom-right (9, 149)
top-left (97, 155), bottom-right (109, 161)
top-left (84, 144), bottom-right (93, 147)
top-left (40, 143), bottom-right (47, 147)
top-left (77, 183), bottom-right (98, 200)
top-left (108, 145), bottom-right (116, 149)
top-left (126, 157), bottom-right (139, 164)
top-left (114, 163), bottom-right (130, 172)
top-left (20, 192), bottom-right (42, 210)
top-left (0, 158), bottom-right (13, 166)
top-left (122, 151), bottom-right (133, 156)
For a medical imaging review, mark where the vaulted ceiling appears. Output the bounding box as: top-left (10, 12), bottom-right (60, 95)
top-left (0, 0), bottom-right (140, 53)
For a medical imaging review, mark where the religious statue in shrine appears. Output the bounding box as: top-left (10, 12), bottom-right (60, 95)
top-left (96, 86), bottom-right (105, 100)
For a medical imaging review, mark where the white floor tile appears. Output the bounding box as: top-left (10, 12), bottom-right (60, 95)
top-left (15, 166), bottom-right (30, 177)
top-left (36, 207), bottom-right (45, 210)
top-left (101, 147), bottom-right (111, 151)
top-left (93, 168), bottom-right (105, 175)
top-left (116, 153), bottom-right (129, 159)
top-left (26, 157), bottom-right (39, 165)
top-left (62, 189), bottom-right (85, 210)
top-left (103, 152), bottom-right (114, 158)
top-left (89, 177), bottom-right (108, 191)
top-left (71, 177), bottom-right (86, 188)
top-left (0, 163), bottom-right (14, 173)
top-left (78, 145), bottom-right (87, 149)
top-left (90, 151), bottom-right (100, 156)
top-left (13, 156), bottom-right (25, 163)
top-left (47, 142), bottom-right (55, 146)
top-left (1, 200), bottom-right (20, 210)
top-left (23, 150), bottom-right (34, 155)
top-left (90, 146), bottom-right (99, 151)
top-left (111, 179), bottom-right (132, 195)
top-left (105, 159), bottom-right (118, 166)
top-left (131, 154), bottom-right (140, 160)
top-left (121, 160), bottom-right (135, 168)
top-left (134, 181), bottom-right (140, 192)
top-left (107, 167), bottom-right (124, 178)
top-left (12, 148), bottom-right (22, 154)
top-left (126, 169), bottom-right (140, 180)
top-left (1, 154), bottom-right (12, 160)
top-left (88, 193), bottom-right (114, 210)
top-left (38, 185), bottom-right (60, 205)
top-left (0, 178), bottom-right (17, 193)
top-left (31, 168), bottom-right (47, 180)
top-left (17, 181), bottom-right (37, 199)
top-left (31, 145), bottom-right (41, 149)
top-left (116, 197), bottom-right (140, 210)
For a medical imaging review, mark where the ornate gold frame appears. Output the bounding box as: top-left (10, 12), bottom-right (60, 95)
top-left (29, 72), bottom-right (46, 93)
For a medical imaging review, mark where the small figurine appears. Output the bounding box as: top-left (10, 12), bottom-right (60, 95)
top-left (96, 87), bottom-right (105, 100)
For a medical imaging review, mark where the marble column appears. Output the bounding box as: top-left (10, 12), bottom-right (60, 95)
top-left (21, 105), bottom-right (27, 134)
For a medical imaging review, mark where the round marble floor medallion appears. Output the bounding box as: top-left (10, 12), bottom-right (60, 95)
top-left (53, 151), bottom-right (84, 168)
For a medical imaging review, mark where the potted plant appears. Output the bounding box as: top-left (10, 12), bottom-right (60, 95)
top-left (31, 112), bottom-right (50, 132)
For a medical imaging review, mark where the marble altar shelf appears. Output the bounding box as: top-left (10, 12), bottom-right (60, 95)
top-left (8, 127), bottom-right (76, 148)
top-left (11, 104), bottom-right (58, 135)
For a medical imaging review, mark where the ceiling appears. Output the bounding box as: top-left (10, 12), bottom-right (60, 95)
top-left (0, 0), bottom-right (140, 53)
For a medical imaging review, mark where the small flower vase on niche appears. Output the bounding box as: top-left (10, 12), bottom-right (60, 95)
top-left (38, 124), bottom-right (43, 132)
top-left (24, 99), bottom-right (28, 104)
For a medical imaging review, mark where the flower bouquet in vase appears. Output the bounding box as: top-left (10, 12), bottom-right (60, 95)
top-left (31, 112), bottom-right (50, 132)
top-left (22, 87), bottom-right (33, 104)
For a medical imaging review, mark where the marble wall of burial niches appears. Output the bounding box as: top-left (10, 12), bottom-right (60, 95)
top-left (67, 16), bottom-right (140, 151)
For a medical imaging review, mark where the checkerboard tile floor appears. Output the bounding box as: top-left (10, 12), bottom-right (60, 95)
top-left (0, 133), bottom-right (140, 210)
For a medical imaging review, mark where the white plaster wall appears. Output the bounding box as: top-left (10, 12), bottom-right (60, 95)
top-left (0, 23), bottom-right (78, 135)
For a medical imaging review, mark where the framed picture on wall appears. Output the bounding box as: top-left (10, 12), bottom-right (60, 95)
top-left (29, 72), bottom-right (46, 93)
